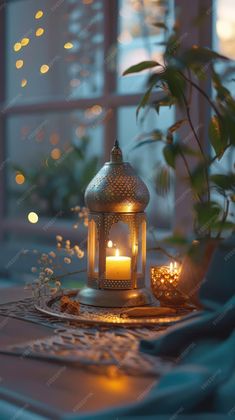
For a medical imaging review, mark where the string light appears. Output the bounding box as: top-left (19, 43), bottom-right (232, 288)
top-left (13, 42), bottom-right (21, 52)
top-left (21, 38), bottom-right (30, 46)
top-left (28, 212), bottom-right (39, 224)
top-left (40, 64), bottom-right (49, 74)
top-left (16, 60), bottom-right (24, 69)
top-left (35, 27), bottom-right (44, 37)
top-left (35, 10), bottom-right (43, 19)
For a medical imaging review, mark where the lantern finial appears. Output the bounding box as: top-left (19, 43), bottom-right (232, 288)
top-left (110, 139), bottom-right (123, 163)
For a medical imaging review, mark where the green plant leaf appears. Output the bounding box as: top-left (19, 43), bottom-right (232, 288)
top-left (209, 115), bottom-right (227, 157)
top-left (132, 138), bottom-right (162, 151)
top-left (152, 22), bottom-right (168, 30)
top-left (210, 174), bottom-right (235, 190)
top-left (153, 166), bottom-right (172, 197)
top-left (163, 144), bottom-right (178, 168)
top-left (153, 95), bottom-right (175, 114)
top-left (190, 163), bottom-right (208, 194)
top-left (182, 46), bottom-right (228, 67)
top-left (194, 201), bottom-right (222, 233)
top-left (123, 61), bottom-right (161, 76)
top-left (136, 82), bottom-right (155, 118)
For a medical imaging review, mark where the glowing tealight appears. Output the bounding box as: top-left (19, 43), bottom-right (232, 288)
top-left (64, 42), bottom-right (74, 49)
top-left (40, 64), bottom-right (49, 74)
top-left (50, 148), bottom-right (61, 160)
top-left (16, 60), bottom-right (24, 69)
top-left (15, 173), bottom-right (25, 185)
top-left (21, 37), bottom-right (30, 46)
top-left (28, 212), bottom-right (39, 224)
top-left (35, 10), bottom-right (43, 19)
top-left (21, 79), bottom-right (27, 87)
top-left (13, 42), bottom-right (22, 52)
top-left (36, 27), bottom-right (44, 37)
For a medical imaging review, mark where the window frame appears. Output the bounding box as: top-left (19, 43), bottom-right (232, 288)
top-left (0, 0), bottom-right (213, 241)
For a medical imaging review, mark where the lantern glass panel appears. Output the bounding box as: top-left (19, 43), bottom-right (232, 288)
top-left (88, 218), bottom-right (99, 279)
top-left (137, 218), bottom-right (146, 278)
top-left (105, 221), bottom-right (131, 281)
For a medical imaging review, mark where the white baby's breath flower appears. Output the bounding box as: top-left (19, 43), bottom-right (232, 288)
top-left (56, 235), bottom-right (63, 242)
top-left (64, 257), bottom-right (71, 264)
top-left (49, 251), bottom-right (56, 258)
top-left (45, 267), bottom-right (53, 275)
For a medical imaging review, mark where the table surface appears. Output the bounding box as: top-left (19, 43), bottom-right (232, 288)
top-left (0, 287), bottom-right (155, 419)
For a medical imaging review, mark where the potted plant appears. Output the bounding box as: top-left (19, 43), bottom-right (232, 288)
top-left (123, 27), bottom-right (235, 304)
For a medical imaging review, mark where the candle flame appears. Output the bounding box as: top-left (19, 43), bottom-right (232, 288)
top-left (170, 262), bottom-right (173, 273)
top-left (115, 249), bottom-right (120, 257)
top-left (107, 240), bottom-right (113, 248)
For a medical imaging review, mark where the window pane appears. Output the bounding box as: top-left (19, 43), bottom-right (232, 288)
top-left (212, 0), bottom-right (235, 222)
top-left (117, 0), bottom-right (174, 93)
top-left (6, 0), bottom-right (104, 103)
top-left (118, 106), bottom-right (174, 229)
top-left (6, 111), bottom-right (103, 220)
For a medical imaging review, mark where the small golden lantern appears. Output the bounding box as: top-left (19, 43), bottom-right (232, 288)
top-left (79, 140), bottom-right (152, 307)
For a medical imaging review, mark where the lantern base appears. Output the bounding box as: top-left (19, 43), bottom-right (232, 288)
top-left (79, 287), bottom-right (153, 308)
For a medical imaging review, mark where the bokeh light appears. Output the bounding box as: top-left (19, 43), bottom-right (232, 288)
top-left (28, 212), bottom-right (39, 224)
top-left (51, 148), bottom-right (61, 160)
top-left (16, 60), bottom-right (24, 69)
top-left (40, 64), bottom-right (49, 74)
top-left (21, 37), bottom-right (30, 46)
top-left (15, 173), bottom-right (25, 185)
top-left (35, 10), bottom-right (43, 19)
top-left (13, 42), bottom-right (21, 52)
top-left (64, 42), bottom-right (74, 49)
top-left (21, 79), bottom-right (27, 88)
top-left (36, 27), bottom-right (44, 37)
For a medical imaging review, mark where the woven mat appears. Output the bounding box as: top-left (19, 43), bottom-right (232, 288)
top-left (0, 297), bottom-right (174, 376)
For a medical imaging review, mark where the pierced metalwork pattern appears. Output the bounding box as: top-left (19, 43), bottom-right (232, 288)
top-left (89, 212), bottom-right (145, 243)
top-left (102, 279), bottom-right (132, 289)
top-left (1, 327), bottom-right (173, 377)
top-left (85, 161), bottom-right (150, 213)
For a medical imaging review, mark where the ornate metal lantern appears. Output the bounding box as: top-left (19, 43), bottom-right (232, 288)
top-left (79, 140), bottom-right (152, 307)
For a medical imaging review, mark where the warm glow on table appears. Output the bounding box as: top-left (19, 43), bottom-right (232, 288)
top-left (106, 249), bottom-right (131, 280)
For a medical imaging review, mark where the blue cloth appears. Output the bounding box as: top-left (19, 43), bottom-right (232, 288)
top-left (66, 233), bottom-right (235, 419)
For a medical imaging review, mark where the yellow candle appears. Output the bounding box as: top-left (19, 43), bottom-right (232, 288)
top-left (106, 249), bottom-right (131, 280)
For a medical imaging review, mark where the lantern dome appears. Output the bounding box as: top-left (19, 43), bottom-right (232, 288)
top-left (85, 140), bottom-right (150, 213)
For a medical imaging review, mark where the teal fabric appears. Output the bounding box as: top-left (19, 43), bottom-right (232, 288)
top-left (66, 233), bottom-right (235, 419)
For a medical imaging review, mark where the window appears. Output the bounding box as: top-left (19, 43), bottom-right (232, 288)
top-left (1, 0), bottom-right (234, 282)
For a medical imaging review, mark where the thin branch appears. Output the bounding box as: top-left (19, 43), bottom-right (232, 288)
top-left (181, 90), bottom-right (211, 204)
top-left (51, 269), bottom-right (86, 281)
top-left (216, 197), bottom-right (230, 239)
top-left (147, 246), bottom-right (181, 263)
top-left (178, 148), bottom-right (203, 203)
top-left (179, 70), bottom-right (222, 120)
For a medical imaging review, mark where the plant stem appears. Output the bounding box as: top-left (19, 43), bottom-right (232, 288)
top-left (181, 90), bottom-right (211, 204)
top-left (216, 197), bottom-right (230, 239)
top-left (147, 246), bottom-right (181, 263)
top-left (52, 269), bottom-right (86, 281)
top-left (179, 70), bottom-right (222, 120)
top-left (179, 145), bottom-right (203, 203)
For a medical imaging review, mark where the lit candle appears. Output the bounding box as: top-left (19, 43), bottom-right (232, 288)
top-left (106, 249), bottom-right (131, 280)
